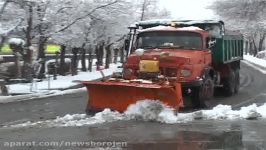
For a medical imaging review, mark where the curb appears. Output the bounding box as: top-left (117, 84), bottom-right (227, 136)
top-left (0, 91), bottom-right (56, 104)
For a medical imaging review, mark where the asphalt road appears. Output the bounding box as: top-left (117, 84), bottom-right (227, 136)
top-left (1, 62), bottom-right (266, 150)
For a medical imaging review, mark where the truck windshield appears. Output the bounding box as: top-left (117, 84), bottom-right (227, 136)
top-left (137, 31), bottom-right (202, 50)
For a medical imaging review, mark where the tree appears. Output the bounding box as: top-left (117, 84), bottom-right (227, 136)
top-left (210, 0), bottom-right (266, 55)
top-left (1, 0), bottom-right (172, 79)
top-left (0, 0), bottom-right (24, 50)
top-left (136, 0), bottom-right (171, 21)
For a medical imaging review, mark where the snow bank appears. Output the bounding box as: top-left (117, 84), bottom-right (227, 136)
top-left (256, 50), bottom-right (266, 60)
top-left (8, 109), bottom-right (125, 128)
top-left (244, 55), bottom-right (266, 68)
top-left (6, 100), bottom-right (266, 128)
top-left (6, 63), bottom-right (121, 94)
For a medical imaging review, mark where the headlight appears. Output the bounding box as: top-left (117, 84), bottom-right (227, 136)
top-left (135, 48), bottom-right (145, 56)
top-left (180, 69), bottom-right (192, 77)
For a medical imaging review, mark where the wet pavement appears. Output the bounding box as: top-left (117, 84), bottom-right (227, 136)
top-left (1, 120), bottom-right (266, 150)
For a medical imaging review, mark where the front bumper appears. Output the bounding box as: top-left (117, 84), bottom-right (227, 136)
top-left (180, 80), bottom-right (203, 88)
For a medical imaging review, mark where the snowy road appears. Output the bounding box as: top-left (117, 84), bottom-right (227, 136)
top-left (1, 62), bottom-right (266, 149)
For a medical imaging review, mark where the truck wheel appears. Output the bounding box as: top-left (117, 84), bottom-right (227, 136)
top-left (191, 75), bottom-right (214, 108)
top-left (223, 71), bottom-right (235, 96)
top-left (234, 69), bottom-right (240, 94)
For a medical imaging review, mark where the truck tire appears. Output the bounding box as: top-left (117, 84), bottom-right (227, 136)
top-left (234, 69), bottom-right (240, 94)
top-left (191, 75), bottom-right (214, 108)
top-left (223, 70), bottom-right (235, 96)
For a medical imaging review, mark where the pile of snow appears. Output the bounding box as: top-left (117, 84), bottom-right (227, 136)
top-left (8, 109), bottom-right (125, 128)
top-left (139, 26), bottom-right (202, 33)
top-left (139, 26), bottom-right (177, 32)
top-left (125, 100), bottom-right (265, 124)
top-left (255, 50), bottom-right (266, 60)
top-left (6, 100), bottom-right (266, 128)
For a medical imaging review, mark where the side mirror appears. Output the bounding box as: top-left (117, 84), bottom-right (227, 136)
top-left (208, 38), bottom-right (216, 49)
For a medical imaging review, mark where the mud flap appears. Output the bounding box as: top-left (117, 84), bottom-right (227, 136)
top-left (83, 81), bottom-right (183, 112)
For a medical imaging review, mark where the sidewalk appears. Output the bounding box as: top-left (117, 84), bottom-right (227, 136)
top-left (0, 62), bottom-right (122, 103)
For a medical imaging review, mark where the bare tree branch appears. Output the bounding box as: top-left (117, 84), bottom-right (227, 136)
top-left (0, 18), bottom-right (24, 36)
top-left (0, 0), bottom-right (10, 19)
top-left (55, 0), bottom-right (118, 33)
top-left (56, 6), bottom-right (73, 14)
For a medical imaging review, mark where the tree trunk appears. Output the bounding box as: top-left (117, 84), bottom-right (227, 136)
top-left (25, 5), bottom-right (33, 63)
top-left (71, 48), bottom-right (79, 76)
top-left (258, 33), bottom-right (266, 52)
top-left (245, 40), bottom-right (249, 55)
top-left (54, 52), bottom-right (59, 80)
top-left (88, 45), bottom-right (93, 72)
top-left (249, 40), bottom-right (253, 55)
top-left (96, 42), bottom-right (104, 70)
top-left (99, 42), bottom-right (104, 66)
top-left (23, 5), bottom-right (33, 81)
top-left (81, 48), bottom-right (87, 71)
top-left (0, 36), bottom-right (6, 51)
top-left (252, 38), bottom-right (258, 56)
top-left (113, 48), bottom-right (119, 64)
top-left (14, 52), bottom-right (22, 79)
top-left (59, 45), bottom-right (66, 75)
top-left (105, 42), bottom-right (112, 69)
top-left (37, 37), bottom-right (47, 79)
top-left (140, 0), bottom-right (147, 21)
top-left (120, 45), bottom-right (124, 63)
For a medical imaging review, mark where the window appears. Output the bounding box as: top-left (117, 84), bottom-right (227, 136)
top-left (137, 31), bottom-right (203, 50)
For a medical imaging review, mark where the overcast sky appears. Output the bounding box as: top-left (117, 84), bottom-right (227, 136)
top-left (158, 0), bottom-right (217, 20)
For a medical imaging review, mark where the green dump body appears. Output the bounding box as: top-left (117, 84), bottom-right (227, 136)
top-left (212, 35), bottom-right (244, 64)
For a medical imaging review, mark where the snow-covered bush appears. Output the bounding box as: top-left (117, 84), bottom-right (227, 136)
top-left (256, 50), bottom-right (266, 60)
top-left (8, 38), bottom-right (25, 46)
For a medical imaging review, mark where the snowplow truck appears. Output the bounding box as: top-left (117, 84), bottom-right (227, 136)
top-left (83, 20), bottom-right (243, 113)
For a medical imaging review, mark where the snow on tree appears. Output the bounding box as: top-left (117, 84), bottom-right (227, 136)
top-left (1, 0), bottom-right (170, 52)
top-left (0, 0), bottom-right (24, 49)
top-left (210, 0), bottom-right (266, 55)
top-left (135, 0), bottom-right (171, 21)
top-left (8, 37), bottom-right (25, 46)
top-left (0, 0), bottom-right (172, 77)
top-left (52, 0), bottom-right (134, 48)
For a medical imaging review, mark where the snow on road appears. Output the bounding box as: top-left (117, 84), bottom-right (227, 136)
top-left (5, 100), bottom-right (266, 128)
